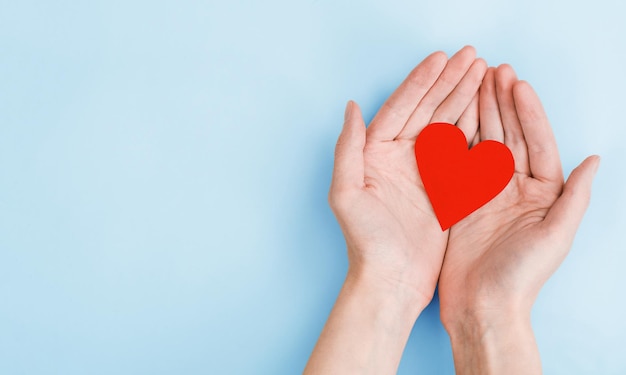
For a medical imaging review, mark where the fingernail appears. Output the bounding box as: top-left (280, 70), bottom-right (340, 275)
top-left (593, 155), bottom-right (601, 175)
top-left (344, 100), bottom-right (353, 122)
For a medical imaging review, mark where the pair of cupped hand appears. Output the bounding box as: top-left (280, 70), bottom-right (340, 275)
top-left (329, 46), bottom-right (599, 330)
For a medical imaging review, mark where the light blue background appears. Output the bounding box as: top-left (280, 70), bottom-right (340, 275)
top-left (1, 0), bottom-right (624, 374)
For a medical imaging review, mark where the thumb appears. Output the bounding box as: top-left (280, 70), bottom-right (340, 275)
top-left (331, 100), bottom-right (366, 191)
top-left (543, 155), bottom-right (600, 239)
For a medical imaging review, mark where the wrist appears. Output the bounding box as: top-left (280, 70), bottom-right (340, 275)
top-left (444, 308), bottom-right (531, 343)
top-left (345, 265), bottom-right (430, 317)
top-left (442, 303), bottom-right (531, 334)
top-left (304, 266), bottom-right (426, 374)
top-left (444, 310), bottom-right (541, 375)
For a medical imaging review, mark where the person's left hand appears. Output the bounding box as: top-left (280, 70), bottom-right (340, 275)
top-left (438, 65), bottom-right (599, 373)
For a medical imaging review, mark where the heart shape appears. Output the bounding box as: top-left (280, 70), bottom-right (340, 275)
top-left (415, 123), bottom-right (514, 231)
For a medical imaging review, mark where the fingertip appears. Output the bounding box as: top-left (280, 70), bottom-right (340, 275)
top-left (425, 50), bottom-right (448, 68)
top-left (577, 154), bottom-right (599, 168)
top-left (588, 154), bottom-right (601, 164)
top-left (460, 45), bottom-right (477, 56)
top-left (512, 80), bottom-right (541, 107)
top-left (344, 100), bottom-right (353, 123)
top-left (495, 63), bottom-right (518, 81)
top-left (452, 45), bottom-right (477, 62)
top-left (543, 155), bottom-right (598, 235)
top-left (344, 100), bottom-right (364, 121)
top-left (474, 58), bottom-right (488, 71)
top-left (593, 155), bottom-right (601, 174)
top-left (333, 100), bottom-right (366, 191)
top-left (566, 156), bottom-right (600, 194)
top-left (344, 100), bottom-right (366, 141)
top-left (446, 45), bottom-right (476, 63)
top-left (496, 63), bottom-right (514, 72)
top-left (350, 100), bottom-right (363, 120)
top-left (584, 154), bottom-right (601, 176)
top-left (513, 80), bottom-right (532, 95)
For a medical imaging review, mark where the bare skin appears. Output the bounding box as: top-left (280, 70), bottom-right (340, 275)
top-left (304, 46), bottom-right (486, 375)
top-left (439, 65), bottom-right (599, 374)
top-left (304, 50), bottom-right (598, 375)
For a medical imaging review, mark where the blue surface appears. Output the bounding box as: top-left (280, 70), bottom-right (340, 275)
top-left (1, 1), bottom-right (625, 374)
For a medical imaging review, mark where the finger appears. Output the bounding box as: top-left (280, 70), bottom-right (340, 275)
top-left (543, 155), bottom-right (600, 242)
top-left (513, 80), bottom-right (563, 183)
top-left (495, 64), bottom-right (530, 175)
top-left (454, 92), bottom-right (480, 145)
top-left (470, 131), bottom-right (480, 148)
top-left (366, 51), bottom-right (448, 142)
top-left (396, 45), bottom-right (477, 140)
top-left (331, 101), bottom-right (366, 191)
top-left (431, 58), bottom-right (487, 128)
top-left (479, 67), bottom-right (504, 142)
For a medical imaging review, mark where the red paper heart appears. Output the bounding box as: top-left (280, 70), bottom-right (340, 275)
top-left (415, 123), bottom-right (514, 231)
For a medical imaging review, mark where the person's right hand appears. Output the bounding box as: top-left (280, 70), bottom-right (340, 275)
top-left (330, 46), bottom-right (486, 308)
top-left (305, 46), bottom-right (487, 375)
top-left (438, 65), bottom-right (600, 374)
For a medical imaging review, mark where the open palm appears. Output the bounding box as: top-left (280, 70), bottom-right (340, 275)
top-left (439, 65), bottom-right (599, 323)
top-left (330, 46), bottom-right (487, 304)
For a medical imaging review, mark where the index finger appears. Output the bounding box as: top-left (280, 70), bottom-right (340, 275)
top-left (366, 51), bottom-right (448, 142)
